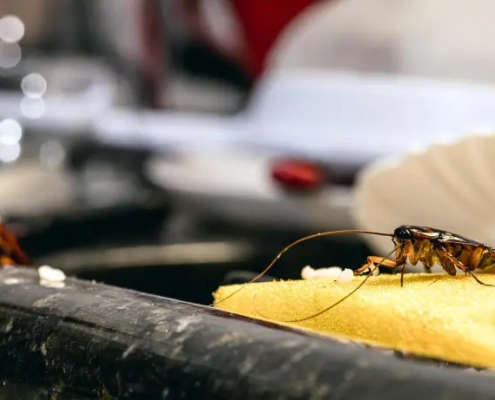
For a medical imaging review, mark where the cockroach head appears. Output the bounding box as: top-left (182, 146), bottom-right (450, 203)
top-left (393, 226), bottom-right (413, 241)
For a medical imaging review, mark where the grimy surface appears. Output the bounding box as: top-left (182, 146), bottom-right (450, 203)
top-left (1, 267), bottom-right (495, 399)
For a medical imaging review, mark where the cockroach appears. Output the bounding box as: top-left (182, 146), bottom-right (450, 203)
top-left (213, 225), bottom-right (495, 322)
top-left (0, 222), bottom-right (32, 267)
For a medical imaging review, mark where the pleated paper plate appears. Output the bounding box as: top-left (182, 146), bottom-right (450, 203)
top-left (352, 131), bottom-right (495, 264)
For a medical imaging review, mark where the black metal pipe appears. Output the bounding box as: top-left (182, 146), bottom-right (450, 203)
top-left (0, 267), bottom-right (494, 399)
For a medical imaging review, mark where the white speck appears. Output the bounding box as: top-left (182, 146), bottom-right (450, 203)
top-left (3, 277), bottom-right (20, 285)
top-left (337, 269), bottom-right (354, 283)
top-left (176, 316), bottom-right (201, 332)
top-left (38, 265), bottom-right (66, 282)
top-left (41, 343), bottom-right (47, 355)
top-left (122, 342), bottom-right (137, 359)
top-left (4, 319), bottom-right (13, 332)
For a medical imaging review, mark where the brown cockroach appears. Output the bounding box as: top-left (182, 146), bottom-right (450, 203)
top-left (0, 222), bottom-right (32, 267)
top-left (213, 225), bottom-right (495, 322)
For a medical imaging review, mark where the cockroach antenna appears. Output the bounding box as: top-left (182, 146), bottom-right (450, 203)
top-left (253, 244), bottom-right (403, 322)
top-left (211, 229), bottom-right (394, 307)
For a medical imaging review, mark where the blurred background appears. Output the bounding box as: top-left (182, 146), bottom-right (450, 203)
top-left (3, 0), bottom-right (495, 305)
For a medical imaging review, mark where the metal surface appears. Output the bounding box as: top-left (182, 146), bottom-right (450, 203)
top-left (146, 150), bottom-right (355, 233)
top-left (1, 267), bottom-right (495, 399)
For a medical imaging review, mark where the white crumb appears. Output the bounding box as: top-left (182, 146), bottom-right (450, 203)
top-left (38, 265), bottom-right (66, 282)
top-left (337, 268), bottom-right (354, 283)
top-left (301, 265), bottom-right (343, 280)
top-left (301, 265), bottom-right (315, 279)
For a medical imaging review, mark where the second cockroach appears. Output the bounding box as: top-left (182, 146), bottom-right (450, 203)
top-left (0, 222), bottom-right (32, 267)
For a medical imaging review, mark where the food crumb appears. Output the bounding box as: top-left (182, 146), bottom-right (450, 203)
top-left (301, 265), bottom-right (342, 280)
top-left (38, 265), bottom-right (66, 282)
top-left (337, 268), bottom-right (354, 283)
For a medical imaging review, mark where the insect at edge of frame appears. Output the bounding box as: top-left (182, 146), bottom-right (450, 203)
top-left (0, 222), bottom-right (33, 267)
top-left (212, 225), bottom-right (495, 322)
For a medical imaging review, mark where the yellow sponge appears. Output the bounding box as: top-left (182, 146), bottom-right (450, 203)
top-left (213, 273), bottom-right (495, 369)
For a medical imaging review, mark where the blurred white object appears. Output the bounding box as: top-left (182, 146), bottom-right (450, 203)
top-left (38, 265), bottom-right (66, 282)
top-left (0, 161), bottom-right (73, 217)
top-left (105, 68), bottom-right (495, 233)
top-left (0, 0), bottom-right (54, 46)
top-left (242, 70), bottom-right (495, 166)
top-left (337, 268), bottom-right (354, 283)
top-left (352, 131), bottom-right (495, 258)
top-left (146, 148), bottom-right (352, 231)
top-left (0, 15), bottom-right (25, 43)
top-left (99, 70), bottom-right (495, 166)
top-left (0, 57), bottom-right (119, 132)
top-left (301, 265), bottom-right (342, 280)
top-left (95, 0), bottom-right (142, 66)
top-left (269, 0), bottom-right (495, 85)
top-left (95, 108), bottom-right (245, 150)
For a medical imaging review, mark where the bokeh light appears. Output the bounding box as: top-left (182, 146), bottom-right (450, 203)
top-left (0, 41), bottom-right (21, 68)
top-left (0, 142), bottom-right (21, 163)
top-left (20, 97), bottom-right (45, 119)
top-left (39, 140), bottom-right (66, 167)
top-left (0, 119), bottom-right (22, 145)
top-left (0, 15), bottom-right (24, 43)
top-left (21, 73), bottom-right (47, 98)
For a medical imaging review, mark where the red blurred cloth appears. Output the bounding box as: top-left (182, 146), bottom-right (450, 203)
top-left (230, 0), bottom-right (318, 79)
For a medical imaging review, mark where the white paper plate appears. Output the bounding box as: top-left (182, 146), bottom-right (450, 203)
top-left (352, 131), bottom-right (495, 260)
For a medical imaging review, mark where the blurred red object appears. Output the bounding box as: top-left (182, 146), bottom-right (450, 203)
top-left (230, 0), bottom-right (318, 78)
top-left (138, 0), bottom-right (319, 106)
top-left (271, 159), bottom-right (325, 191)
top-left (140, 0), bottom-right (167, 108)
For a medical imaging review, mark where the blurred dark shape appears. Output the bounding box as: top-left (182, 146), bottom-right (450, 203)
top-left (223, 269), bottom-right (276, 284)
top-left (179, 39), bottom-right (253, 92)
top-left (0, 73), bottom-right (22, 90)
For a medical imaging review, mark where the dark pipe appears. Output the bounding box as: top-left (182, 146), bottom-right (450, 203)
top-left (0, 267), bottom-right (494, 399)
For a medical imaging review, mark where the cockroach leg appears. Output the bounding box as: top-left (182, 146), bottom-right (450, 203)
top-left (354, 256), bottom-right (398, 276)
top-left (427, 278), bottom-right (441, 286)
top-left (355, 256), bottom-right (410, 286)
top-left (252, 245), bottom-right (403, 323)
top-left (399, 263), bottom-right (406, 287)
top-left (467, 271), bottom-right (495, 287)
top-left (438, 246), bottom-right (495, 287)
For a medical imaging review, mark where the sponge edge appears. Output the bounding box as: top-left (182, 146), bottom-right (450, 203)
top-left (213, 273), bottom-right (495, 369)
